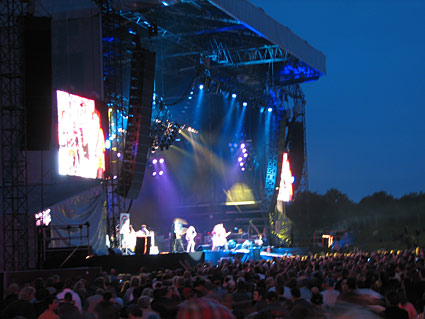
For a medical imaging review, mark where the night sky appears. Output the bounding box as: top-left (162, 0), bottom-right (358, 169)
top-left (250, 0), bottom-right (425, 202)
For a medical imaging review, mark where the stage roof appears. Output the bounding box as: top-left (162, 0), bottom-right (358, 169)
top-left (114, 0), bottom-right (326, 102)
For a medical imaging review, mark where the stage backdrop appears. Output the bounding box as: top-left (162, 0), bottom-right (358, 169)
top-left (49, 185), bottom-right (108, 255)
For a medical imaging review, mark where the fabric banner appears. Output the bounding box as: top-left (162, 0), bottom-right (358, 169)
top-left (49, 185), bottom-right (108, 255)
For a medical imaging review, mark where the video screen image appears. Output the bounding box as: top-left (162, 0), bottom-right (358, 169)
top-left (56, 90), bottom-right (106, 179)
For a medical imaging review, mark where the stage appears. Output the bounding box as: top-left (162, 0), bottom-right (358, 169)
top-left (44, 247), bottom-right (308, 273)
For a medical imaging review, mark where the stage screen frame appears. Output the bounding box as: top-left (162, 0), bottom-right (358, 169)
top-left (56, 89), bottom-right (108, 179)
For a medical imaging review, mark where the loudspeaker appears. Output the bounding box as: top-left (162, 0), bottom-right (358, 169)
top-left (117, 39), bottom-right (155, 199)
top-left (23, 16), bottom-right (52, 150)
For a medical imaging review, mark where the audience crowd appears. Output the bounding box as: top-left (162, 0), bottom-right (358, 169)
top-left (2, 249), bottom-right (425, 319)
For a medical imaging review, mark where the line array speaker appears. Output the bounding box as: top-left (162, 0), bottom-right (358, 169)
top-left (117, 40), bottom-right (155, 199)
top-left (24, 16), bottom-right (52, 151)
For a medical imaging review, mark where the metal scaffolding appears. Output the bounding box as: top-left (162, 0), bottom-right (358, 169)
top-left (0, 0), bottom-right (29, 271)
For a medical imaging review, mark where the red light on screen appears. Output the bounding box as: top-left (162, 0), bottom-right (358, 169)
top-left (57, 90), bottom-right (105, 179)
top-left (277, 152), bottom-right (293, 202)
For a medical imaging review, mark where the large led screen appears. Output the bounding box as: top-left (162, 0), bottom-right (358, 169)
top-left (57, 90), bottom-right (106, 179)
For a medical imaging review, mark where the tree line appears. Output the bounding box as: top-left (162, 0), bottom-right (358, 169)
top-left (285, 189), bottom-right (425, 249)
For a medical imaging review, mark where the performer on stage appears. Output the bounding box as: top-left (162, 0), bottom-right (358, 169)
top-left (211, 223), bottom-right (231, 251)
top-left (172, 219), bottom-right (186, 253)
top-left (140, 224), bottom-right (149, 236)
top-left (186, 226), bottom-right (197, 253)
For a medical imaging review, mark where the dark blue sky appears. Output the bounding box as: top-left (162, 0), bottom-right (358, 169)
top-left (251, 0), bottom-right (425, 202)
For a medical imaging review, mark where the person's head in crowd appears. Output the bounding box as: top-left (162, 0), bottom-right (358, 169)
top-left (58, 302), bottom-right (82, 319)
top-left (137, 295), bottom-right (152, 309)
top-left (222, 293), bottom-right (233, 310)
top-left (127, 304), bottom-right (142, 318)
top-left (311, 287), bottom-right (323, 305)
top-left (130, 276), bottom-right (140, 288)
top-left (326, 277), bottom-right (335, 289)
top-left (94, 293), bottom-right (118, 319)
top-left (291, 286), bottom-right (301, 301)
top-left (182, 287), bottom-right (195, 300)
top-left (266, 290), bottom-right (279, 303)
top-left (385, 290), bottom-right (399, 306)
top-left (253, 287), bottom-right (266, 302)
top-left (153, 286), bottom-right (167, 299)
top-left (18, 285), bottom-right (36, 301)
top-left (44, 294), bottom-right (59, 313)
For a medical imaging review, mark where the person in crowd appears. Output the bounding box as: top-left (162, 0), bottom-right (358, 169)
top-left (382, 290), bottom-right (409, 319)
top-left (321, 277), bottom-right (340, 307)
top-left (2, 285), bottom-right (37, 319)
top-left (38, 295), bottom-right (59, 319)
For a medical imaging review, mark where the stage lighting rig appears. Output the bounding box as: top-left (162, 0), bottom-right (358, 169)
top-left (150, 119), bottom-right (180, 152)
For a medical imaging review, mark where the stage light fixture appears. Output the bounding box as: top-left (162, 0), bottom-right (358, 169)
top-left (117, 152), bottom-right (121, 158)
top-left (159, 158), bottom-right (165, 164)
top-left (240, 162), bottom-right (244, 167)
top-left (240, 143), bottom-right (245, 149)
top-left (105, 139), bottom-right (112, 150)
top-left (242, 148), bottom-right (247, 153)
top-left (159, 170), bottom-right (164, 176)
top-left (152, 159), bottom-right (158, 165)
top-left (267, 107), bottom-right (273, 112)
top-left (190, 91), bottom-right (194, 95)
top-left (238, 157), bottom-right (243, 162)
top-left (241, 167), bottom-right (246, 171)
top-left (152, 171), bottom-right (157, 176)
top-left (232, 93), bottom-right (237, 98)
top-left (188, 96), bottom-right (192, 100)
top-left (243, 153), bottom-right (248, 158)
top-left (199, 84), bottom-right (204, 90)
top-left (162, 1), bottom-right (169, 6)
top-left (242, 102), bottom-right (248, 107)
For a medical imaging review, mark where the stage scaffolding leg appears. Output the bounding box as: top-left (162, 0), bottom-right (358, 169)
top-left (0, 0), bottom-right (30, 271)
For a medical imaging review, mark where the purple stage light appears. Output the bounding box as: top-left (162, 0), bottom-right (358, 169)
top-left (152, 159), bottom-right (158, 165)
top-left (159, 158), bottom-right (165, 164)
top-left (152, 171), bottom-right (157, 176)
top-left (240, 143), bottom-right (246, 149)
top-left (159, 170), bottom-right (164, 176)
top-left (238, 157), bottom-right (243, 162)
top-left (240, 162), bottom-right (244, 167)
top-left (241, 167), bottom-right (245, 171)
top-left (243, 153), bottom-right (248, 158)
top-left (242, 148), bottom-right (247, 153)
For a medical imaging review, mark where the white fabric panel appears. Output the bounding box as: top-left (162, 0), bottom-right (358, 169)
top-left (50, 185), bottom-right (108, 255)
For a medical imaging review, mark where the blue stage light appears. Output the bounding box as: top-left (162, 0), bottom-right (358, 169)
top-left (199, 84), bottom-right (204, 90)
top-left (267, 107), bottom-right (273, 112)
top-left (242, 102), bottom-right (247, 107)
top-left (105, 139), bottom-right (111, 150)
top-left (232, 93), bottom-right (237, 99)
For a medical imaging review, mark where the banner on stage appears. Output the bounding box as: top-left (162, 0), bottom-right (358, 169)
top-left (119, 213), bottom-right (130, 234)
